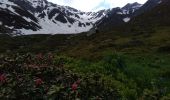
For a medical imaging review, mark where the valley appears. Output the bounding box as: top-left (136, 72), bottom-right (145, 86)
top-left (0, 0), bottom-right (170, 99)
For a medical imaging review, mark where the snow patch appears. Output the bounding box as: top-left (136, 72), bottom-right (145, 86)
top-left (132, 5), bottom-right (143, 9)
top-left (4, 25), bottom-right (14, 29)
top-left (23, 17), bottom-right (33, 22)
top-left (123, 17), bottom-right (130, 22)
top-left (0, 0), bottom-right (18, 6)
top-left (122, 10), bottom-right (129, 14)
top-left (117, 12), bottom-right (123, 15)
top-left (0, 21), bottom-right (2, 25)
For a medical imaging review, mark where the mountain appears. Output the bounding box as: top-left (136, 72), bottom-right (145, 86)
top-left (96, 0), bottom-right (165, 32)
top-left (0, 0), bottom-right (106, 34)
top-left (0, 0), bottom-right (144, 35)
top-left (127, 0), bottom-right (170, 33)
top-left (96, 2), bottom-right (142, 32)
top-left (0, 0), bottom-right (170, 56)
top-left (122, 2), bottom-right (142, 15)
top-left (134, 0), bottom-right (162, 16)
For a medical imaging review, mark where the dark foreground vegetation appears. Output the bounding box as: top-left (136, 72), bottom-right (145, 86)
top-left (0, 52), bottom-right (170, 99)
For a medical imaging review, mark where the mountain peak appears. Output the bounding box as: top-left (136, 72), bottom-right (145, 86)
top-left (122, 2), bottom-right (142, 10)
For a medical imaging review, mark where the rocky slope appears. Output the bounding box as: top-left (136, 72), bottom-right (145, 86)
top-left (0, 0), bottom-right (144, 35)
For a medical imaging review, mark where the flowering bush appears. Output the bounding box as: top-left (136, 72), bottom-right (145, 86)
top-left (0, 74), bottom-right (6, 84)
top-left (0, 53), bottom-right (119, 99)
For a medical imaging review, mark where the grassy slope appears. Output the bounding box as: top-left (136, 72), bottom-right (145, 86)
top-left (64, 52), bottom-right (170, 99)
top-left (0, 26), bottom-right (170, 59)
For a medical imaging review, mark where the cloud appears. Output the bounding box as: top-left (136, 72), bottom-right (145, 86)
top-left (48, 0), bottom-right (147, 12)
top-left (92, 0), bottom-right (112, 11)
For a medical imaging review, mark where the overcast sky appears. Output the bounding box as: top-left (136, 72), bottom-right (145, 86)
top-left (48, 0), bottom-right (147, 12)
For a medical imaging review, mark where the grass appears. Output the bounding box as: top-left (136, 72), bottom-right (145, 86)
top-left (0, 25), bottom-right (170, 58)
top-left (63, 52), bottom-right (170, 99)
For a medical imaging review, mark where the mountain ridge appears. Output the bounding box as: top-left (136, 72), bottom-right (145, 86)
top-left (0, 0), bottom-right (143, 35)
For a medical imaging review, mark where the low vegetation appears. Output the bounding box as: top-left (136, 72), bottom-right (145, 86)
top-left (0, 52), bottom-right (170, 99)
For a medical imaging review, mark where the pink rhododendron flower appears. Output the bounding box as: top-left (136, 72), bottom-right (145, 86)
top-left (72, 82), bottom-right (78, 91)
top-left (35, 78), bottom-right (43, 86)
top-left (0, 74), bottom-right (6, 83)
